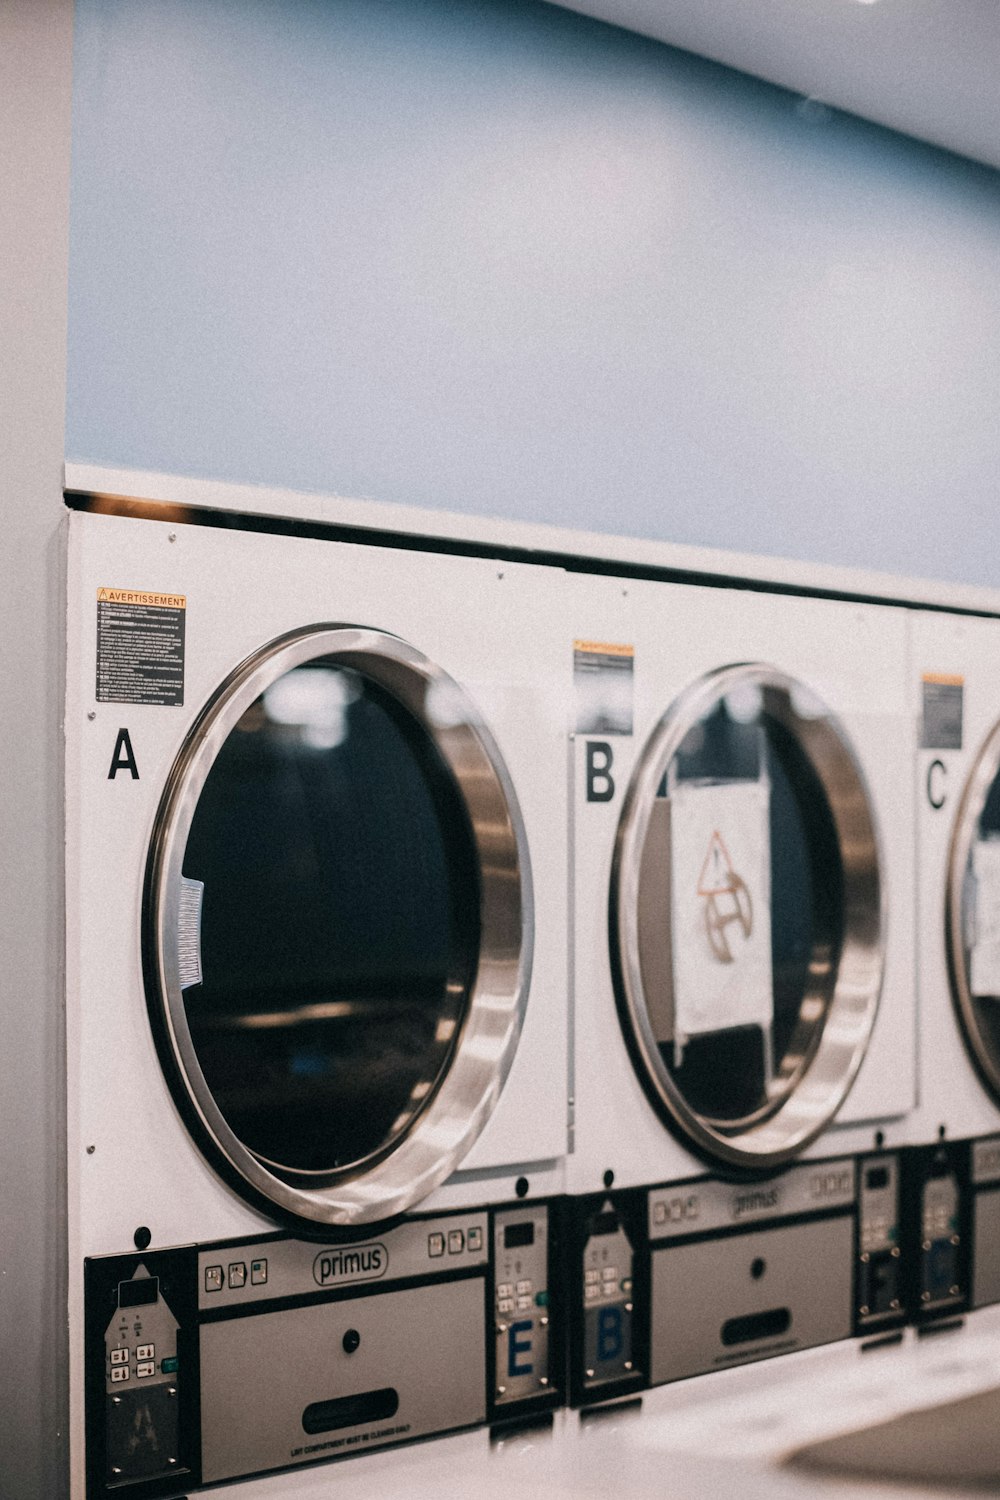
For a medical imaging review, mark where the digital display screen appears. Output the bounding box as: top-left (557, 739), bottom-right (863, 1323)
top-left (865, 1166), bottom-right (890, 1192)
top-left (118, 1277), bottom-right (158, 1309)
top-left (504, 1221), bottom-right (535, 1250)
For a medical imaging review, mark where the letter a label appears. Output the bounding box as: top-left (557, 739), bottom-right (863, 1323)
top-left (108, 728), bottom-right (139, 780)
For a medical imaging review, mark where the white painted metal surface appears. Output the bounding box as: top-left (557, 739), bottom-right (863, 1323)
top-left (565, 570), bottom-right (920, 1194)
top-left (63, 463), bottom-right (1000, 621)
top-left (65, 509), bottom-right (570, 1496)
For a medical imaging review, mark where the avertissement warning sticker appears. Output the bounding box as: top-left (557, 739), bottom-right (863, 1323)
top-left (573, 640), bottom-right (634, 735)
top-left (96, 588), bottom-right (186, 706)
top-left (921, 672), bottom-right (963, 751)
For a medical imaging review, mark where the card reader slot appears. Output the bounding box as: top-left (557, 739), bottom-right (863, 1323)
top-left (301, 1387), bottom-right (399, 1435)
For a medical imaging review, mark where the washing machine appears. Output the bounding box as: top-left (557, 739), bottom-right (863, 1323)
top-left (909, 608), bottom-right (1000, 1322)
top-left (65, 507), bottom-right (570, 1498)
top-left (564, 571), bottom-right (919, 1404)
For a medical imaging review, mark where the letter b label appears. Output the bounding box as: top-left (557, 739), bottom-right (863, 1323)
top-left (586, 742), bottom-right (615, 803)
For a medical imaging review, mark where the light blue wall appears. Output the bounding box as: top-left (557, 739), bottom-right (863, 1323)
top-left (68, 0), bottom-right (1000, 584)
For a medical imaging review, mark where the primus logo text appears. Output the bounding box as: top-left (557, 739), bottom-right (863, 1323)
top-left (314, 1244), bottom-right (388, 1286)
top-left (730, 1187), bottom-right (780, 1220)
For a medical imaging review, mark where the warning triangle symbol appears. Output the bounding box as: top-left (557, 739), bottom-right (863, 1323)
top-left (697, 831), bottom-right (736, 896)
top-left (97, 588), bottom-right (109, 601)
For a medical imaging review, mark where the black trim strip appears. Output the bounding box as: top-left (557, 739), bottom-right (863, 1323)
top-left (64, 490), bottom-right (1000, 620)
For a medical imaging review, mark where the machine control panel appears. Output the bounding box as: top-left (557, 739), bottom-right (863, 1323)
top-left (196, 1212), bottom-right (488, 1310)
top-left (648, 1158), bottom-right (856, 1240)
top-left (85, 1205), bottom-right (559, 1497)
top-left (580, 1199), bottom-right (636, 1394)
top-left (921, 1170), bottom-right (962, 1308)
top-left (492, 1205), bottom-right (553, 1408)
top-left (101, 1265), bottom-right (183, 1488)
top-left (856, 1154), bottom-right (904, 1331)
top-left (903, 1141), bottom-right (970, 1321)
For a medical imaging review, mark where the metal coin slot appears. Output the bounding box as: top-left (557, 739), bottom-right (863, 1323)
top-left (721, 1307), bottom-right (791, 1346)
top-left (301, 1388), bottom-right (399, 1435)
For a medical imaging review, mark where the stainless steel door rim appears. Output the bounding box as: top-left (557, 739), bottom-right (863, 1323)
top-left (611, 662), bottom-right (884, 1169)
top-left (947, 717), bottom-right (1000, 1101)
top-left (144, 624), bottom-right (532, 1226)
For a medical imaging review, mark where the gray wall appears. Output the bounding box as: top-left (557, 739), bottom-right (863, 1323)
top-left (67, 0), bottom-right (1000, 584)
top-left (0, 0), bottom-right (74, 1494)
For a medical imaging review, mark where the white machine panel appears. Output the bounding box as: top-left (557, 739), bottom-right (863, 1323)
top-left (66, 510), bottom-right (571, 1499)
top-left (568, 573), bottom-right (918, 1198)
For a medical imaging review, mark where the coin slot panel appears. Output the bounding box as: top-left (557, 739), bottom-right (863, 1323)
top-left (721, 1307), bottom-right (791, 1346)
top-left (302, 1388), bottom-right (399, 1435)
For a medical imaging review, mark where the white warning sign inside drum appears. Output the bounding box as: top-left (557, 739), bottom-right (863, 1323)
top-left (669, 780), bottom-right (773, 1058)
top-left (96, 587), bottom-right (186, 706)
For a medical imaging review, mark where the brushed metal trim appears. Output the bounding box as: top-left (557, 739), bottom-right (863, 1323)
top-left (145, 624), bottom-right (532, 1226)
top-left (612, 663), bottom-right (884, 1169)
top-left (946, 718), bottom-right (1000, 1102)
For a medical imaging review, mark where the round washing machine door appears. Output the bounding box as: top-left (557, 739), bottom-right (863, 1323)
top-left (611, 663), bottom-right (884, 1170)
top-left (144, 625), bottom-right (531, 1228)
top-left (947, 722), bottom-right (1000, 1103)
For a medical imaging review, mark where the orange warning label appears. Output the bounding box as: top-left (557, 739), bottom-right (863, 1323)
top-left (922, 672), bottom-right (964, 686)
top-left (573, 640), bottom-right (634, 658)
top-left (97, 587), bottom-right (186, 610)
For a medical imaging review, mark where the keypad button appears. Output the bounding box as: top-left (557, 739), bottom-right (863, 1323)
top-left (110, 1349), bottom-right (128, 1367)
top-left (498, 1297), bottom-right (514, 1314)
top-left (584, 1269), bottom-right (600, 1285)
top-left (228, 1263), bottom-right (247, 1289)
top-left (654, 1202), bottom-right (667, 1225)
top-left (136, 1362), bottom-right (155, 1378)
top-left (585, 1284), bottom-right (600, 1302)
top-left (497, 1282), bottom-right (513, 1298)
top-left (428, 1233), bottom-right (445, 1258)
top-left (467, 1226), bottom-right (483, 1253)
top-left (516, 1295), bottom-right (532, 1311)
top-left (111, 1366), bottom-right (129, 1384)
top-left (516, 1280), bottom-right (531, 1295)
top-left (251, 1259), bottom-right (268, 1285)
top-left (135, 1344), bottom-right (154, 1361)
top-left (448, 1230), bottom-right (464, 1255)
top-left (205, 1265), bottom-right (224, 1293)
top-left (602, 1265), bottom-right (617, 1282)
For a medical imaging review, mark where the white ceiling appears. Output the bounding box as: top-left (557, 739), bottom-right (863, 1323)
top-left (548, 0), bottom-right (1000, 171)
